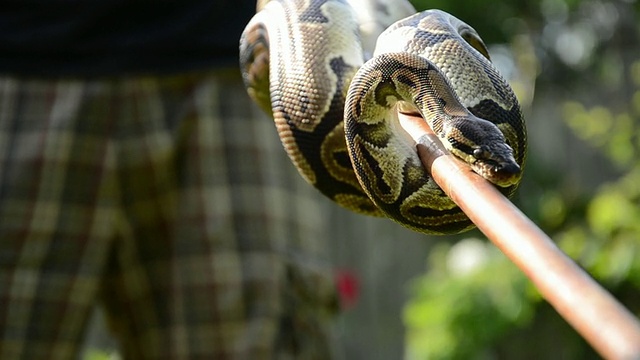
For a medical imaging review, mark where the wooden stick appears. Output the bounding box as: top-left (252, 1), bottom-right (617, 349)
top-left (398, 112), bottom-right (640, 360)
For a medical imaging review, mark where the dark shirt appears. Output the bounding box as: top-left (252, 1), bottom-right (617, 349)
top-left (0, 0), bottom-right (256, 76)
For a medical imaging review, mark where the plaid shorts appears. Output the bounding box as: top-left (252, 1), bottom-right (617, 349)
top-left (0, 70), bottom-right (339, 359)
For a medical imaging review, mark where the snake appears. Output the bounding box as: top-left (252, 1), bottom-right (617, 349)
top-left (239, 0), bottom-right (527, 234)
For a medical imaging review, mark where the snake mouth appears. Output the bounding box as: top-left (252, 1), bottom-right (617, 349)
top-left (471, 159), bottom-right (521, 187)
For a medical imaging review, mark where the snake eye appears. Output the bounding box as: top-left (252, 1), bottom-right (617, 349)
top-left (473, 147), bottom-right (488, 159)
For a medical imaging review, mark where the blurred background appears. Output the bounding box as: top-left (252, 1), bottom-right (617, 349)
top-left (84, 0), bottom-right (640, 358)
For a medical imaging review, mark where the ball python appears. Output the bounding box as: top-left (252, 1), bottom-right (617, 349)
top-left (239, 0), bottom-right (527, 234)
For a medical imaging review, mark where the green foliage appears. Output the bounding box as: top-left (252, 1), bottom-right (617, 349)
top-left (563, 102), bottom-right (637, 169)
top-left (83, 349), bottom-right (119, 360)
top-left (556, 59), bottom-right (640, 287)
top-left (556, 67), bottom-right (640, 287)
top-left (404, 240), bottom-right (536, 360)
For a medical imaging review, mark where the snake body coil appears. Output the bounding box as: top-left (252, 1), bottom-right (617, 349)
top-left (240, 0), bottom-right (527, 234)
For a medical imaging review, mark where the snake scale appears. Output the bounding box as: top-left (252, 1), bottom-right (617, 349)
top-left (239, 0), bottom-right (527, 234)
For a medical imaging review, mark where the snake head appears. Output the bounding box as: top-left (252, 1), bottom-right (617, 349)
top-left (446, 117), bottom-right (521, 187)
top-left (470, 142), bottom-right (521, 187)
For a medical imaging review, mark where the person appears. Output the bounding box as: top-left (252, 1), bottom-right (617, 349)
top-left (0, 1), bottom-right (340, 358)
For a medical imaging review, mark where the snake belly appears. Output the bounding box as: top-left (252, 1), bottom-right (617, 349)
top-left (240, 0), bottom-right (527, 234)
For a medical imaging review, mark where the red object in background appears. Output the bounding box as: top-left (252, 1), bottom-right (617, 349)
top-left (335, 269), bottom-right (359, 310)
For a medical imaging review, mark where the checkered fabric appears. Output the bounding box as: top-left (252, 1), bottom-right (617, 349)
top-left (0, 70), bottom-right (339, 359)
